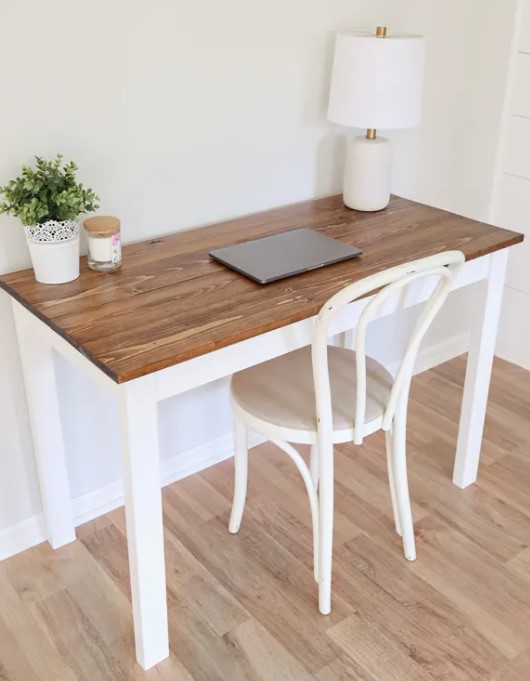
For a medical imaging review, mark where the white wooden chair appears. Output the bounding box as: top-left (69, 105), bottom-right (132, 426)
top-left (228, 251), bottom-right (465, 615)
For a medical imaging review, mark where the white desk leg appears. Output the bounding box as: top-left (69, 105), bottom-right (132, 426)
top-left (12, 302), bottom-right (75, 548)
top-left (118, 376), bottom-right (169, 670)
top-left (453, 249), bottom-right (509, 488)
top-left (342, 329), bottom-right (355, 350)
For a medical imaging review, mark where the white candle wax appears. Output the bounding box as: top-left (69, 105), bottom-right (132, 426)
top-left (89, 236), bottom-right (113, 262)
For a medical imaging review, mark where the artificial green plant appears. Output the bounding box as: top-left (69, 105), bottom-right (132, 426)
top-left (0, 154), bottom-right (99, 226)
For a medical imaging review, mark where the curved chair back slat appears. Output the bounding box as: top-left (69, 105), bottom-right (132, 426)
top-left (311, 251), bottom-right (465, 445)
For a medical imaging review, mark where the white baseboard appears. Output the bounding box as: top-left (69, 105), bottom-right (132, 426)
top-left (0, 332), bottom-right (468, 563)
top-left (0, 431), bottom-right (263, 561)
top-left (496, 344), bottom-right (530, 371)
top-left (389, 331), bottom-right (469, 376)
top-left (0, 515), bottom-right (46, 562)
top-left (73, 430), bottom-right (265, 527)
top-left (496, 286), bottom-right (530, 371)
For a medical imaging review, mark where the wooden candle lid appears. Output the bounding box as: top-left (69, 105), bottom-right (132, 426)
top-left (84, 216), bottom-right (120, 236)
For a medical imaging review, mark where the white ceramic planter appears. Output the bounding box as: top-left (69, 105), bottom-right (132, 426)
top-left (25, 220), bottom-right (80, 284)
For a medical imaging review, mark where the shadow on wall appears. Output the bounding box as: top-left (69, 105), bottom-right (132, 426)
top-left (311, 27), bottom-right (347, 199)
top-left (0, 215), bottom-right (31, 276)
top-left (0, 291), bottom-right (40, 527)
top-left (314, 132), bottom-right (347, 198)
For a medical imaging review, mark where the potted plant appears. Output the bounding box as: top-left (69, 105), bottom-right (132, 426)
top-left (0, 154), bottom-right (99, 284)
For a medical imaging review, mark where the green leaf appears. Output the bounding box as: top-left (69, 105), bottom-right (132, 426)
top-left (0, 153), bottom-right (100, 226)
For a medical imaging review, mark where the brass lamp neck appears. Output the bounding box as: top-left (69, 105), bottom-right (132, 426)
top-left (366, 27), bottom-right (387, 139)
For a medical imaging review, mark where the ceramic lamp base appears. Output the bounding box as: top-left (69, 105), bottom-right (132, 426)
top-left (343, 135), bottom-right (392, 212)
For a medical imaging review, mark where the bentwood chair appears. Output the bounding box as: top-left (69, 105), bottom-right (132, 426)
top-left (227, 251), bottom-right (465, 615)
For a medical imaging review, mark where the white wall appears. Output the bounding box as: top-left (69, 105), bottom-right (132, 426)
top-left (0, 0), bottom-right (517, 554)
top-left (387, 0), bottom-right (517, 220)
top-left (493, 0), bottom-right (530, 370)
top-left (363, 0), bottom-right (518, 377)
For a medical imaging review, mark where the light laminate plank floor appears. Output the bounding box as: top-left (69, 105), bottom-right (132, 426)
top-left (1, 355), bottom-right (529, 680)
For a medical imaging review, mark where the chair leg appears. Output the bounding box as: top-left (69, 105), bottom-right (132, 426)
top-left (270, 438), bottom-right (320, 584)
top-left (384, 429), bottom-right (401, 536)
top-left (391, 405), bottom-right (416, 561)
top-left (318, 440), bottom-right (334, 615)
top-left (228, 420), bottom-right (248, 534)
top-left (310, 444), bottom-right (320, 581)
top-left (309, 444), bottom-right (319, 490)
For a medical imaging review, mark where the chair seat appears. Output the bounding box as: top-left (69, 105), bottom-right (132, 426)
top-left (230, 346), bottom-right (393, 444)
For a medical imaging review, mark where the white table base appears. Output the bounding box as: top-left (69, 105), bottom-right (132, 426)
top-left (10, 249), bottom-right (509, 669)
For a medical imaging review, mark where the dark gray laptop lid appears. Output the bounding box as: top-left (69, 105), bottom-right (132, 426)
top-left (209, 228), bottom-right (362, 284)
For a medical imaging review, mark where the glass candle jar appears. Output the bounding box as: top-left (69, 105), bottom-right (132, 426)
top-left (84, 216), bottom-right (122, 271)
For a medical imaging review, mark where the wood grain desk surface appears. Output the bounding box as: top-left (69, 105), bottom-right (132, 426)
top-left (0, 195), bottom-right (523, 383)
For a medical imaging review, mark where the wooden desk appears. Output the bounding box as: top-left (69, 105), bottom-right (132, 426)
top-left (0, 195), bottom-right (523, 669)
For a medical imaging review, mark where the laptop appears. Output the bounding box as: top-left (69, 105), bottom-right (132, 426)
top-left (209, 228), bottom-right (362, 284)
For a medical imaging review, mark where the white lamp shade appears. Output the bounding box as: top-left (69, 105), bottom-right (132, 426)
top-left (328, 31), bottom-right (426, 130)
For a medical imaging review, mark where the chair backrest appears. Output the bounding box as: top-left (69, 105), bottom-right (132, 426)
top-left (311, 251), bottom-right (465, 445)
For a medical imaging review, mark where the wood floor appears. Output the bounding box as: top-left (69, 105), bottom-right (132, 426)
top-left (1, 355), bottom-right (530, 680)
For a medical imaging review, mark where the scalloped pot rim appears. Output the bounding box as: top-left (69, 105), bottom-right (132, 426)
top-left (25, 220), bottom-right (79, 245)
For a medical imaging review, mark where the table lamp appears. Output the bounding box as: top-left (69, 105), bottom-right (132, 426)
top-left (328, 27), bottom-right (426, 212)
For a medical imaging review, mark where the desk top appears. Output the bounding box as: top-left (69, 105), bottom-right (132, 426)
top-left (0, 195), bottom-right (523, 383)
